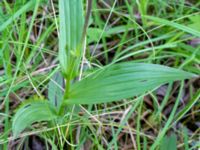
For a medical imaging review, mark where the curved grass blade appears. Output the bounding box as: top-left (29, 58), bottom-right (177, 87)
top-left (146, 15), bottom-right (200, 38)
top-left (0, 0), bottom-right (41, 32)
top-left (12, 100), bottom-right (57, 137)
top-left (174, 89), bottom-right (200, 124)
top-left (65, 62), bottom-right (197, 104)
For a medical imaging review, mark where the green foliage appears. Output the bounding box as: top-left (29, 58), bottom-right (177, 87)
top-left (65, 62), bottom-right (196, 104)
top-left (146, 15), bottom-right (200, 37)
top-left (0, 0), bottom-right (36, 32)
top-left (12, 100), bottom-right (57, 137)
top-left (48, 72), bottom-right (64, 110)
top-left (59, 0), bottom-right (84, 79)
top-left (188, 14), bottom-right (200, 32)
top-left (8, 0), bottom-right (199, 148)
top-left (160, 134), bottom-right (177, 150)
top-left (12, 3), bottom-right (198, 135)
top-left (174, 90), bottom-right (200, 123)
top-left (87, 28), bottom-right (104, 43)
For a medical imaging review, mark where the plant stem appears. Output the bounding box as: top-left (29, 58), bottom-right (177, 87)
top-left (59, 78), bottom-right (71, 115)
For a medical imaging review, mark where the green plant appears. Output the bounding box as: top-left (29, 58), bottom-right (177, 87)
top-left (11, 0), bottom-right (198, 148)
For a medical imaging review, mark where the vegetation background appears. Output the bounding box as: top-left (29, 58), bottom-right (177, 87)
top-left (0, 0), bottom-right (200, 149)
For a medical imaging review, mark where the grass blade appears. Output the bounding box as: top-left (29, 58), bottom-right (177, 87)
top-left (146, 15), bottom-right (200, 37)
top-left (174, 89), bottom-right (200, 124)
top-left (0, 0), bottom-right (36, 32)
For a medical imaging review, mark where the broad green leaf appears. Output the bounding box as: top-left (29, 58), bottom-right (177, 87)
top-left (48, 72), bottom-right (64, 109)
top-left (146, 15), bottom-right (200, 37)
top-left (87, 28), bottom-right (104, 43)
top-left (183, 127), bottom-right (189, 150)
top-left (188, 14), bottom-right (200, 32)
top-left (59, 0), bottom-right (84, 78)
top-left (160, 134), bottom-right (177, 150)
top-left (65, 63), bottom-right (196, 104)
top-left (12, 100), bottom-right (57, 137)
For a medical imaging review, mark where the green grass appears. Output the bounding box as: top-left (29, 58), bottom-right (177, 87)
top-left (0, 0), bottom-right (200, 149)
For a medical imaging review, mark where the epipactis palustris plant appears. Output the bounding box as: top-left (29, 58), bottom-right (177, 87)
top-left (12, 0), bottom-right (197, 138)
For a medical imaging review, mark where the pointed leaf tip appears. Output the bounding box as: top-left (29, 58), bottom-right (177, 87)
top-left (65, 62), bottom-right (196, 104)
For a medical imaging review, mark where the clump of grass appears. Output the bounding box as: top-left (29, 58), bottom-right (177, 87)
top-left (0, 0), bottom-right (199, 149)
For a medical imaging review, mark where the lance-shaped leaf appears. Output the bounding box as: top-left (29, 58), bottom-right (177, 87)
top-left (65, 63), bottom-right (197, 104)
top-left (12, 100), bottom-right (57, 137)
top-left (59, 0), bottom-right (84, 78)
